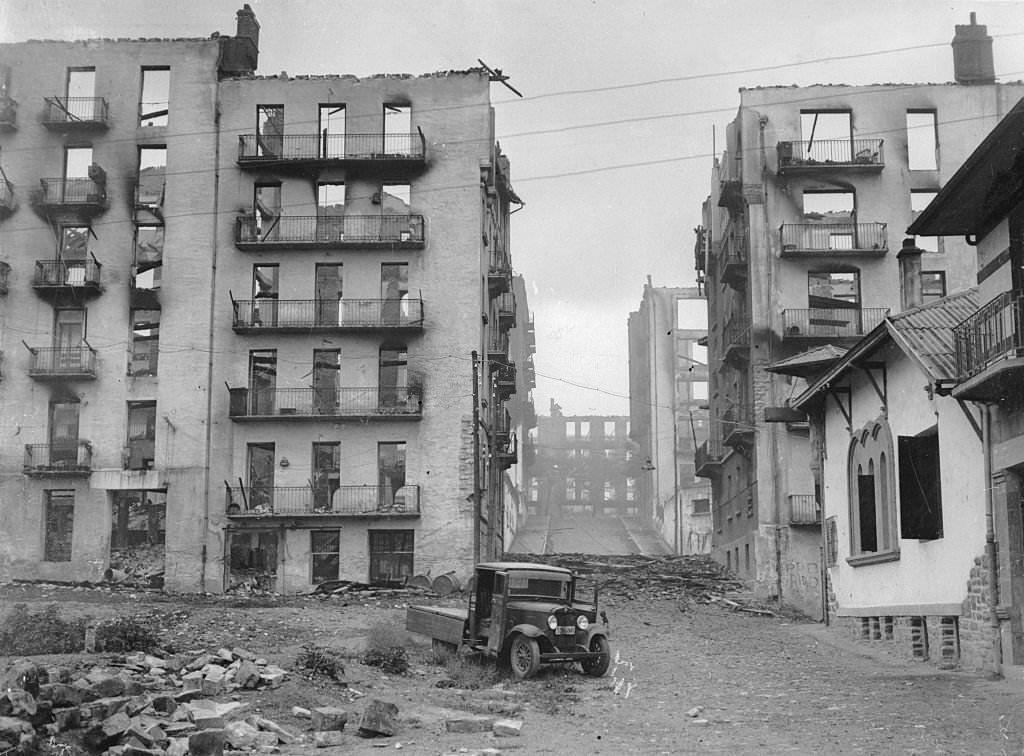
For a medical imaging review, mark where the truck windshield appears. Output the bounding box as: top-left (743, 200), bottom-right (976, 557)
top-left (507, 571), bottom-right (571, 600)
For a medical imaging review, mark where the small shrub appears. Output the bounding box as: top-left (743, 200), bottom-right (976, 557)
top-left (438, 653), bottom-right (502, 690)
top-left (0, 604), bottom-right (85, 655)
top-left (296, 643), bottom-right (346, 681)
top-left (361, 645), bottom-right (409, 675)
top-left (364, 622), bottom-right (410, 653)
top-left (94, 614), bottom-right (158, 653)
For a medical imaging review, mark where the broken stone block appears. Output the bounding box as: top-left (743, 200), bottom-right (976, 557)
top-left (216, 648), bottom-right (235, 663)
top-left (200, 677), bottom-right (223, 697)
top-left (188, 728), bottom-right (226, 756)
top-left (163, 722), bottom-right (197, 737)
top-left (493, 718), bottom-right (523, 737)
top-left (313, 730), bottom-right (345, 748)
top-left (686, 705), bottom-right (705, 717)
top-left (235, 660), bottom-right (261, 689)
top-left (144, 655), bottom-right (166, 669)
top-left (52, 707), bottom-right (81, 732)
top-left (47, 666), bottom-right (72, 684)
top-left (311, 706), bottom-right (347, 731)
top-left (254, 730), bottom-right (279, 748)
top-left (357, 699), bottom-right (399, 738)
top-left (248, 715), bottom-right (298, 744)
top-left (258, 670), bottom-right (286, 688)
top-left (192, 715), bottom-right (225, 730)
top-left (38, 682), bottom-right (83, 708)
top-left (291, 706), bottom-right (311, 719)
top-left (123, 746), bottom-right (164, 756)
top-left (232, 648), bottom-right (256, 661)
top-left (445, 714), bottom-right (496, 733)
top-left (123, 678), bottom-right (144, 697)
top-left (166, 737), bottom-right (189, 756)
top-left (0, 715), bottom-right (34, 743)
top-left (126, 694), bottom-right (152, 716)
top-left (186, 654), bottom-right (216, 672)
top-left (0, 661), bottom-right (43, 696)
top-left (83, 710), bottom-right (131, 750)
top-left (224, 720), bottom-right (261, 749)
top-left (82, 696), bottom-right (130, 720)
top-left (89, 674), bottom-right (126, 698)
top-left (151, 695), bottom-right (177, 715)
top-left (0, 688), bottom-right (37, 718)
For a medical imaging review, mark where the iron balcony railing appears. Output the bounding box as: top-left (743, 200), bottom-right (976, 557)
top-left (232, 298), bottom-right (424, 331)
top-left (720, 228), bottom-right (748, 267)
top-left (954, 291), bottom-right (1024, 382)
top-left (723, 316), bottom-right (750, 354)
top-left (487, 329), bottom-right (509, 359)
top-left (226, 484), bottom-right (420, 516)
top-left (0, 97), bottom-right (16, 130)
top-left (24, 441), bottom-right (92, 474)
top-left (782, 308), bottom-right (888, 339)
top-left (722, 400), bottom-right (754, 445)
top-left (497, 292), bottom-right (516, 324)
top-left (42, 97), bottom-right (109, 127)
top-left (695, 435), bottom-right (725, 475)
top-left (228, 386), bottom-right (422, 419)
top-left (35, 178), bottom-right (107, 208)
top-left (235, 214), bottom-right (425, 247)
top-left (28, 346), bottom-right (98, 378)
top-left (780, 223), bottom-right (887, 254)
top-left (777, 138), bottom-right (884, 171)
top-left (789, 494), bottom-right (821, 525)
top-left (238, 132), bottom-right (425, 163)
top-left (33, 259), bottom-right (102, 290)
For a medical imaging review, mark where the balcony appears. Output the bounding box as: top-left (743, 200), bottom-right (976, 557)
top-left (488, 248), bottom-right (512, 296)
top-left (722, 316), bottom-right (750, 363)
top-left (789, 494), bottom-right (821, 525)
top-left (497, 292), bottom-right (516, 328)
top-left (953, 291), bottom-right (1024, 401)
top-left (719, 228), bottom-right (748, 288)
top-left (780, 223), bottom-right (887, 257)
top-left (0, 176), bottom-right (16, 218)
top-left (494, 361), bottom-right (517, 400)
top-left (32, 259), bottom-right (102, 299)
top-left (41, 97), bottom-right (109, 131)
top-left (777, 138), bottom-right (884, 174)
top-left (33, 177), bottom-right (108, 217)
top-left (228, 386), bottom-right (422, 421)
top-left (722, 401), bottom-right (754, 448)
top-left (695, 436), bottom-right (725, 478)
top-left (487, 329), bottom-right (510, 365)
top-left (225, 484), bottom-right (420, 518)
top-left (232, 298), bottom-right (424, 333)
top-left (0, 97), bottom-right (16, 131)
top-left (782, 308), bottom-right (888, 342)
top-left (235, 214), bottom-right (425, 250)
top-left (237, 132), bottom-right (426, 171)
top-left (24, 442), bottom-right (92, 476)
top-left (28, 346), bottom-right (98, 381)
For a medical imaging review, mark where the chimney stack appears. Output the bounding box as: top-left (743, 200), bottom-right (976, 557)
top-left (236, 4), bottom-right (260, 49)
top-left (898, 238), bottom-right (925, 311)
top-left (952, 12), bottom-right (995, 84)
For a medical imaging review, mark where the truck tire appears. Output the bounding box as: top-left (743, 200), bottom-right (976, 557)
top-left (581, 635), bottom-right (611, 677)
top-left (509, 634), bottom-right (541, 680)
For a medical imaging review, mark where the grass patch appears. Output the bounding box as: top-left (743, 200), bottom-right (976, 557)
top-left (295, 643), bottom-right (347, 681)
top-left (95, 614), bottom-right (159, 653)
top-left (360, 622), bottom-right (410, 674)
top-left (0, 603), bottom-right (85, 655)
top-left (436, 652), bottom-right (503, 690)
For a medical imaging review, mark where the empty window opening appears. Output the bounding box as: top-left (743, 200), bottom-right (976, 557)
top-left (136, 146), bottom-right (166, 209)
top-left (313, 349), bottom-right (341, 414)
top-left (369, 529), bottom-right (413, 586)
top-left (134, 225), bottom-right (163, 290)
top-left (378, 442), bottom-right (407, 511)
top-left (126, 401), bottom-right (156, 469)
top-left (315, 263), bottom-right (343, 326)
top-left (317, 182), bottom-right (345, 241)
top-left (65, 68), bottom-right (97, 120)
top-left (579, 421), bottom-right (591, 439)
top-left (898, 428), bottom-right (943, 540)
top-left (800, 111), bottom-right (853, 162)
top-left (52, 226), bottom-right (90, 286)
top-left (246, 442), bottom-right (275, 512)
top-left (44, 490), bottom-right (75, 562)
top-left (849, 419), bottom-right (898, 558)
top-left (248, 350), bottom-right (277, 415)
top-left (677, 297), bottom-right (707, 329)
top-left (692, 381), bottom-right (709, 401)
top-left (64, 146), bottom-right (93, 179)
top-left (907, 111), bottom-right (938, 170)
top-left (252, 264), bottom-right (279, 327)
top-left (319, 104), bottom-right (345, 158)
top-left (60, 225), bottom-right (89, 258)
top-left (911, 191), bottom-right (940, 252)
top-left (139, 67), bottom-right (169, 127)
top-left (921, 271), bottom-right (947, 302)
top-left (253, 183), bottom-right (281, 240)
top-left (803, 191), bottom-right (854, 223)
top-left (256, 105), bottom-right (284, 158)
top-left (130, 309), bottom-right (160, 376)
top-left (381, 263), bottom-right (409, 324)
top-left (604, 420), bottom-right (616, 438)
top-left (311, 530), bottom-right (340, 584)
top-left (882, 616), bottom-right (895, 640)
top-left (383, 103), bottom-right (411, 152)
top-left (109, 490), bottom-right (166, 586)
top-left (229, 530), bottom-right (279, 591)
top-left (312, 443), bottom-right (341, 513)
top-left (809, 271), bottom-right (860, 309)
top-left (379, 345), bottom-right (408, 409)
top-left (54, 308), bottom-right (85, 352)
top-left (567, 422), bottom-right (578, 439)
top-left (380, 183), bottom-right (410, 213)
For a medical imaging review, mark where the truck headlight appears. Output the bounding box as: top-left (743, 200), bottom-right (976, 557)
top-left (547, 615), bottom-right (558, 630)
top-left (576, 615), bottom-right (589, 630)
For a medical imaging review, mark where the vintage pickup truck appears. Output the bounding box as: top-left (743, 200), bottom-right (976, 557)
top-left (406, 561), bottom-right (611, 680)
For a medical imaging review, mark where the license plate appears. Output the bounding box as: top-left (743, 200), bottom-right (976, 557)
top-left (555, 626), bottom-right (575, 635)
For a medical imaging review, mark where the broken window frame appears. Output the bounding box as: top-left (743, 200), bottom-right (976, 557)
top-left (311, 530), bottom-right (340, 584)
top-left (126, 401), bottom-right (157, 470)
top-left (921, 271), bottom-right (947, 303)
top-left (139, 67), bottom-right (170, 127)
top-left (136, 145), bottom-right (167, 212)
top-left (133, 224), bottom-right (164, 290)
top-left (129, 309), bottom-right (160, 376)
top-left (257, 104), bottom-right (284, 158)
top-left (44, 489), bottom-right (75, 562)
top-left (368, 529), bottom-right (413, 585)
top-left (318, 104), bottom-right (345, 159)
top-left (799, 110), bottom-right (854, 163)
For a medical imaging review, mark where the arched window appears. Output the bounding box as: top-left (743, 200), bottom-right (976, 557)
top-left (847, 417), bottom-right (899, 564)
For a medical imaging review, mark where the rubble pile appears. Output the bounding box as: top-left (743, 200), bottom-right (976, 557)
top-left (108, 544), bottom-right (166, 589)
top-left (0, 647), bottom-right (293, 755)
top-left (505, 552), bottom-right (747, 602)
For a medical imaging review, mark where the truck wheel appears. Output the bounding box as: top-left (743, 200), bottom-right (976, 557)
top-left (509, 634), bottom-right (541, 680)
top-left (581, 635), bottom-right (610, 677)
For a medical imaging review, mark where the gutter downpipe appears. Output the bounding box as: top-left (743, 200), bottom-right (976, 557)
top-left (983, 403), bottom-right (1003, 676)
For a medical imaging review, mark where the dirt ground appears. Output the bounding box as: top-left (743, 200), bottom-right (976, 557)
top-left (3, 581), bottom-right (1024, 755)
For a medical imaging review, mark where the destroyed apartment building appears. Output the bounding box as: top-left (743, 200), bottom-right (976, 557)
top-left (0, 6), bottom-right (534, 593)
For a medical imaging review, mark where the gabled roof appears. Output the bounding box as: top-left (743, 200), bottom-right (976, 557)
top-left (766, 345), bottom-right (847, 378)
top-left (907, 97), bottom-right (1024, 238)
top-left (792, 289), bottom-right (979, 410)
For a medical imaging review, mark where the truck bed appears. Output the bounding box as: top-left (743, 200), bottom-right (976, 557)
top-left (406, 604), bottom-right (468, 645)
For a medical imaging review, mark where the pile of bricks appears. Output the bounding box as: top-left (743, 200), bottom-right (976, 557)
top-left (0, 647), bottom-right (294, 755)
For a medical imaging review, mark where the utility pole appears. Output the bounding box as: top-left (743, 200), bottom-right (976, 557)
top-left (471, 350), bottom-right (481, 564)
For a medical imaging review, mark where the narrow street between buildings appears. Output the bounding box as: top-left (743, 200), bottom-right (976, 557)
top-left (4, 557), bottom-right (1024, 755)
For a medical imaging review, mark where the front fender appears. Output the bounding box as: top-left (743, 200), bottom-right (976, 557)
top-left (508, 623), bottom-right (545, 640)
top-left (586, 626), bottom-right (610, 644)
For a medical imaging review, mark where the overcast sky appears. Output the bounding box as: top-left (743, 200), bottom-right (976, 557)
top-left (5, 0), bottom-right (1024, 416)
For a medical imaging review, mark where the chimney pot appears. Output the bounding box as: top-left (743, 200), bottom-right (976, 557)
top-left (952, 13), bottom-right (995, 85)
top-left (898, 238), bottom-right (925, 310)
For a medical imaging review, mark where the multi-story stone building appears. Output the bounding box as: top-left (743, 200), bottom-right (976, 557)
top-left (695, 15), bottom-right (1024, 616)
top-left (526, 405), bottom-right (639, 520)
top-left (0, 6), bottom-right (524, 593)
top-left (627, 280), bottom-right (711, 554)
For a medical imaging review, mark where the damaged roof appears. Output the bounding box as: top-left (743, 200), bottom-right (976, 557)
top-left (766, 345), bottom-right (847, 378)
top-left (792, 288), bottom-right (979, 410)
